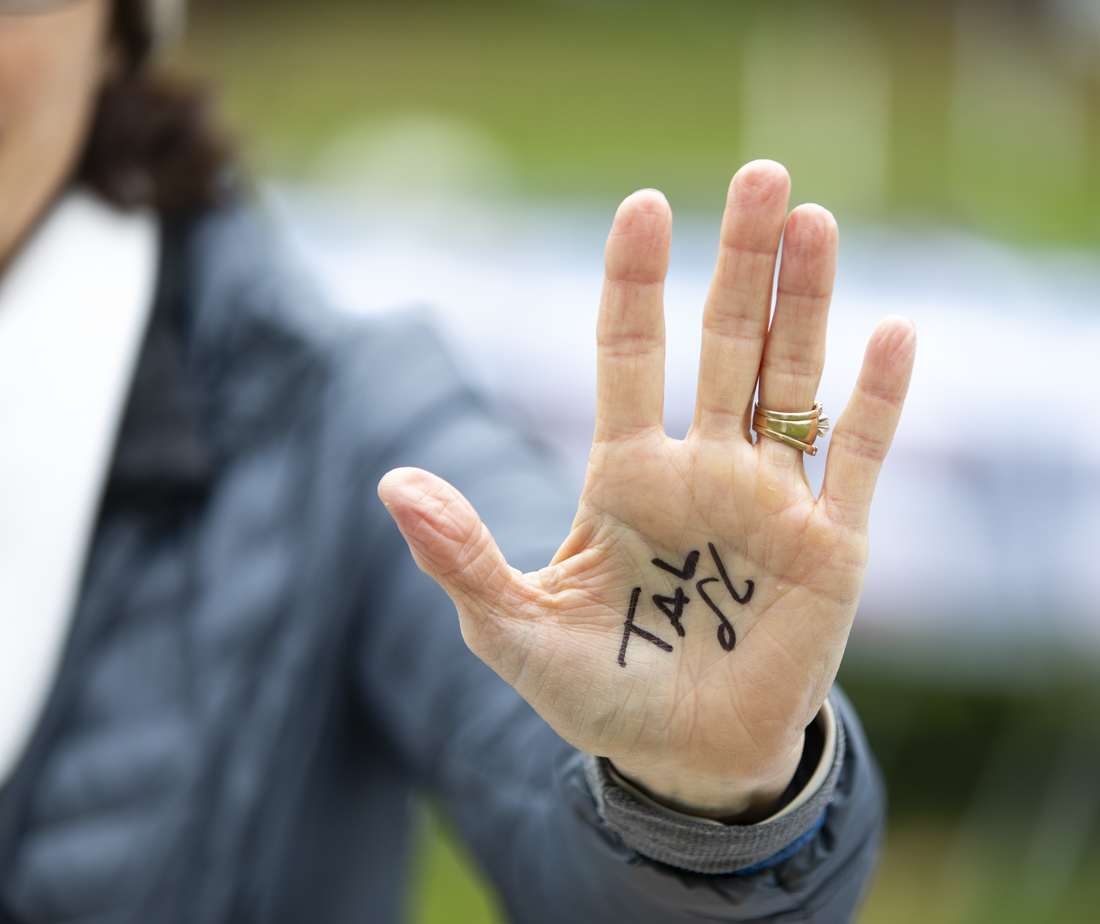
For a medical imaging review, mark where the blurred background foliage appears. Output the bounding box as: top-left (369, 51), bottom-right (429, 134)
top-left (173, 1), bottom-right (1100, 921)
top-left (178, 0), bottom-right (1100, 243)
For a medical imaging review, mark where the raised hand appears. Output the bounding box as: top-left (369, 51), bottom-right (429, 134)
top-left (378, 161), bottom-right (916, 819)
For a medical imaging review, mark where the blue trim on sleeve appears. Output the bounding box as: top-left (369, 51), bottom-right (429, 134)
top-left (731, 809), bottom-right (827, 876)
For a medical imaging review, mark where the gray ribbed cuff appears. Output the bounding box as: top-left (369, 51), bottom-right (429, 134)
top-left (584, 699), bottom-right (847, 875)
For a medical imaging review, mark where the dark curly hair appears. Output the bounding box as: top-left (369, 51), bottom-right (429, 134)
top-left (77, 0), bottom-right (234, 214)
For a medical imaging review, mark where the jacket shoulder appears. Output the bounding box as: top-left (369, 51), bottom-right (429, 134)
top-left (159, 201), bottom-right (476, 454)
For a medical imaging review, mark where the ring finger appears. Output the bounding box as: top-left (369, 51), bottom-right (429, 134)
top-left (756, 204), bottom-right (838, 463)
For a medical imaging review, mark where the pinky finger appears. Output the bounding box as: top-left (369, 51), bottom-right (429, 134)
top-left (820, 316), bottom-right (916, 531)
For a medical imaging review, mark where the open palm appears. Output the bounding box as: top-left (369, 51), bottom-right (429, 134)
top-left (380, 161), bottom-right (916, 818)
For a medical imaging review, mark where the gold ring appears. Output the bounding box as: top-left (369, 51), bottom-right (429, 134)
top-left (752, 402), bottom-right (830, 456)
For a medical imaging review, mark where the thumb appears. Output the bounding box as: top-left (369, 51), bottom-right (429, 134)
top-left (377, 466), bottom-right (520, 624)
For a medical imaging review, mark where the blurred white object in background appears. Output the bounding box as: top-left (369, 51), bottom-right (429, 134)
top-left (269, 186), bottom-right (1100, 661)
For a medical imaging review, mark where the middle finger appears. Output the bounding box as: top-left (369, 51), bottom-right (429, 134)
top-left (690, 160), bottom-right (791, 443)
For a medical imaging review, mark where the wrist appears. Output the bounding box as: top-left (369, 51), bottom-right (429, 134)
top-left (609, 734), bottom-right (806, 824)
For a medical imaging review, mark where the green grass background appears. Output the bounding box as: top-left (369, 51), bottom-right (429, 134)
top-left (177, 0), bottom-right (1100, 244)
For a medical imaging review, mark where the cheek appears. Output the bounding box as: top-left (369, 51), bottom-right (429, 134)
top-left (0, 4), bottom-right (108, 258)
top-left (0, 47), bottom-right (61, 152)
top-left (0, 14), bottom-right (103, 151)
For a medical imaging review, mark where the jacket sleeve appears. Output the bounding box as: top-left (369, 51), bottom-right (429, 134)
top-left (349, 318), bottom-right (885, 924)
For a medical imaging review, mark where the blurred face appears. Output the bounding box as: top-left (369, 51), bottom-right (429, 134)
top-left (0, 0), bottom-right (112, 268)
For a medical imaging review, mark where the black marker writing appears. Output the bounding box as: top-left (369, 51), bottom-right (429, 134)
top-left (708, 543), bottom-right (753, 605)
top-left (652, 586), bottom-right (690, 637)
top-left (651, 550), bottom-right (700, 582)
top-left (618, 587), bottom-right (674, 668)
top-left (695, 578), bottom-right (736, 652)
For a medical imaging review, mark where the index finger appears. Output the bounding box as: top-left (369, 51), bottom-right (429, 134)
top-left (593, 189), bottom-right (672, 443)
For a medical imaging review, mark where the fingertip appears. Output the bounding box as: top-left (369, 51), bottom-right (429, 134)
top-left (729, 160), bottom-right (791, 207)
top-left (777, 205), bottom-right (839, 295)
top-left (880, 313), bottom-right (917, 339)
top-left (606, 189), bottom-right (672, 284)
top-left (733, 159), bottom-right (791, 189)
top-left (377, 468), bottom-right (465, 533)
top-left (720, 161), bottom-right (791, 251)
top-left (378, 468), bottom-right (483, 561)
top-left (619, 187), bottom-right (671, 216)
top-left (858, 316), bottom-right (916, 407)
top-left (870, 315), bottom-right (917, 367)
top-left (378, 466), bottom-right (428, 505)
top-left (785, 203), bottom-right (838, 246)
